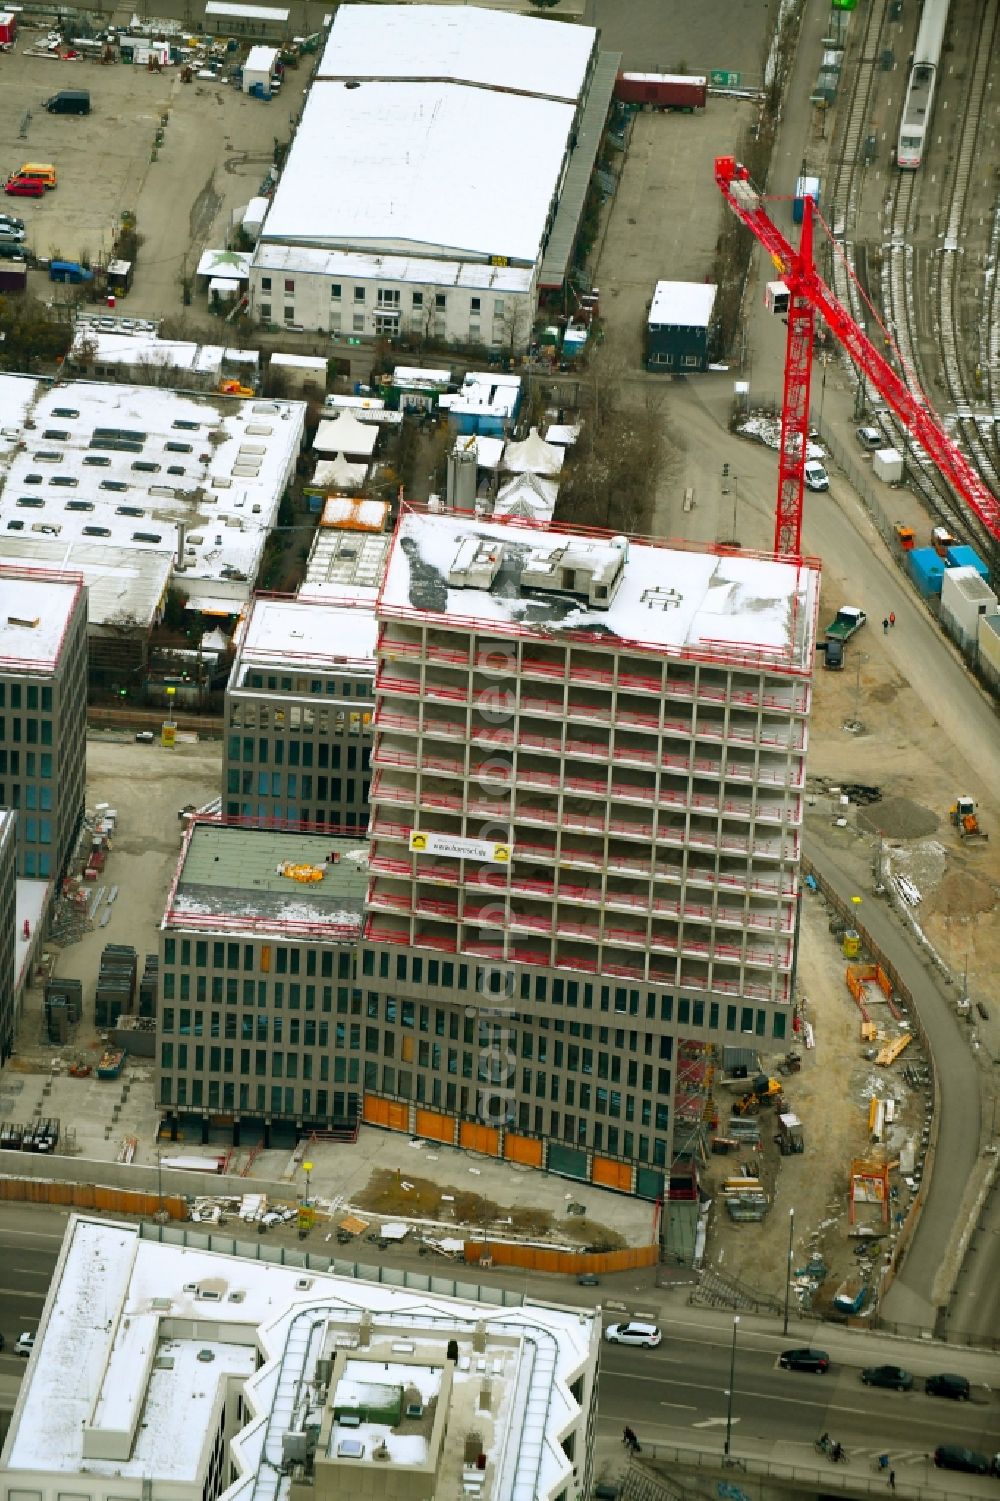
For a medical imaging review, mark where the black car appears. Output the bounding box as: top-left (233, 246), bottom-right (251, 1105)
top-left (779, 1347), bottom-right (830, 1373)
top-left (933, 1445), bottom-right (990, 1475)
top-left (925, 1372), bottom-right (971, 1400)
top-left (861, 1364), bottom-right (913, 1391)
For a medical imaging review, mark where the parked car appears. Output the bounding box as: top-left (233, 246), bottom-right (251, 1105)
top-left (4, 178), bottom-right (44, 198)
top-left (604, 1322), bottom-right (661, 1348)
top-left (15, 1331), bottom-right (35, 1356)
top-left (856, 425), bottom-right (883, 449)
top-left (933, 1445), bottom-right (990, 1475)
top-left (0, 240), bottom-right (27, 260)
top-left (861, 1364), bottom-right (913, 1391)
top-left (577, 1273), bottom-right (600, 1287)
top-left (924, 1372), bottom-right (970, 1400)
top-left (803, 459), bottom-right (830, 491)
top-left (0, 213), bottom-right (25, 229)
top-left (823, 637), bottom-right (844, 670)
top-left (779, 1347), bottom-right (830, 1373)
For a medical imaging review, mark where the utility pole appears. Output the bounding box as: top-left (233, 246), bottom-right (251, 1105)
top-left (724, 1315), bottom-right (740, 1458)
top-left (783, 1207), bottom-right (795, 1335)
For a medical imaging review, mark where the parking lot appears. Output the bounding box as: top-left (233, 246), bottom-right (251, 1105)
top-left (1, 41), bottom-right (313, 318)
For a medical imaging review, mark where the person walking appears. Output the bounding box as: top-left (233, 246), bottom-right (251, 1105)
top-left (882, 617), bottom-right (889, 634)
top-left (888, 1471), bottom-right (896, 1492)
top-left (889, 612), bottom-right (896, 628)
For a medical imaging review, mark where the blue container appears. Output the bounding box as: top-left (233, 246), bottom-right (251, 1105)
top-left (946, 544), bottom-right (989, 581)
top-left (793, 175), bottom-right (820, 225)
top-left (908, 546), bottom-right (945, 596)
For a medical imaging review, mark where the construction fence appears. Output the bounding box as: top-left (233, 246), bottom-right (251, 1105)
top-left (464, 1241), bottom-right (659, 1275)
top-left (0, 1174), bottom-right (187, 1220)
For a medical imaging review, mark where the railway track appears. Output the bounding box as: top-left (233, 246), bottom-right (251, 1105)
top-left (827, 0), bottom-right (1000, 560)
top-left (937, 0), bottom-right (1000, 499)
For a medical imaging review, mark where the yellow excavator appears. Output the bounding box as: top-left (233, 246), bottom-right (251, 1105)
top-left (736, 1075), bottom-right (783, 1115)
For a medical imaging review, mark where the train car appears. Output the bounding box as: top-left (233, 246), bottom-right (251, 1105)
top-left (897, 0), bottom-right (950, 168)
top-left (614, 72), bottom-right (707, 111)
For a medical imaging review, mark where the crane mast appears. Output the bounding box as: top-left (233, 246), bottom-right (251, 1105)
top-left (714, 155), bottom-right (1000, 558)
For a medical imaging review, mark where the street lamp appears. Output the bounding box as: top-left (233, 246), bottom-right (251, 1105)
top-left (303, 1159), bottom-right (313, 1203)
top-left (724, 1315), bottom-right (740, 1458)
top-left (783, 1207), bottom-right (795, 1335)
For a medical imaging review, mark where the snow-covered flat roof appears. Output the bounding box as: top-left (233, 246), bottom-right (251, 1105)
top-left (72, 331), bottom-right (227, 373)
top-left (15, 877), bottom-right (49, 996)
top-left (0, 569), bottom-right (83, 669)
top-left (379, 508), bottom-right (820, 672)
top-left (165, 823), bottom-right (370, 939)
top-left (234, 595), bottom-right (378, 675)
top-left (253, 241), bottom-right (533, 293)
top-left (262, 82), bottom-right (574, 263)
top-left (0, 538), bottom-right (172, 632)
top-left (5, 1217), bottom-right (596, 1501)
top-left (0, 380), bottom-right (305, 610)
top-left (649, 279), bottom-right (718, 327)
top-left (319, 3), bottom-right (596, 104)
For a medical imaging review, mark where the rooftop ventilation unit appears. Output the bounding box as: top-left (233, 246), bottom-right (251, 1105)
top-left (448, 536), bottom-right (504, 590)
top-left (520, 537), bottom-right (627, 610)
top-left (336, 1439), bottom-right (364, 1459)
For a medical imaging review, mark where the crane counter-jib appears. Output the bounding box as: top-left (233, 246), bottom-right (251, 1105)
top-left (713, 156), bottom-right (1000, 548)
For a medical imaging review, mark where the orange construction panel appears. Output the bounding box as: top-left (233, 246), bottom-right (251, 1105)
top-left (362, 1096), bottom-right (408, 1132)
top-left (504, 1132), bottom-right (543, 1167)
top-left (363, 1095), bottom-right (391, 1127)
top-left (415, 1108), bottom-right (455, 1145)
top-left (459, 1121), bottom-right (500, 1157)
top-left (591, 1156), bottom-right (633, 1192)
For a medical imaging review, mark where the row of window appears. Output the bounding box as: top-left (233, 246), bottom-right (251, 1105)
top-left (243, 673), bottom-right (369, 696)
top-left (229, 700), bottom-right (372, 731)
top-left (1, 810), bottom-right (52, 842)
top-left (227, 736), bottom-right (371, 767)
top-left (157, 941), bottom-right (787, 1043)
top-left (163, 938), bottom-right (353, 975)
top-left (226, 770), bottom-right (369, 802)
top-left (0, 684), bottom-right (53, 711)
top-left (0, 751), bottom-right (52, 778)
top-left (20, 849), bottom-right (52, 877)
top-left (259, 278), bottom-right (506, 319)
top-left (648, 352), bottom-right (703, 368)
top-left (0, 717), bottom-right (54, 745)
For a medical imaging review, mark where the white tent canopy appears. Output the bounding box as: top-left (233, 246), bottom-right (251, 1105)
top-left (313, 409), bottom-right (378, 457)
top-left (313, 456), bottom-right (369, 490)
top-left (493, 472), bottom-right (557, 523)
top-left (500, 425), bottom-right (564, 477)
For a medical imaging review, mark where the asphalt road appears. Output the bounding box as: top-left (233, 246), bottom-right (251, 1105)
top-left (596, 1306), bottom-right (1000, 1491)
top-left (0, 1205), bottom-right (68, 1423)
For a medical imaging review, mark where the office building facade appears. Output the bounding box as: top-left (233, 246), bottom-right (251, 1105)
top-left (0, 566), bottom-right (87, 880)
top-left (223, 597), bottom-right (376, 831)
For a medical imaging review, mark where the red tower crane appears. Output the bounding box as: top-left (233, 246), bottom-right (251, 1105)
top-left (714, 155), bottom-right (1000, 558)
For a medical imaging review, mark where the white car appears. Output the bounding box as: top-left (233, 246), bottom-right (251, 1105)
top-left (15, 1331), bottom-right (35, 1356)
top-left (803, 459), bottom-right (829, 491)
top-left (604, 1321), bottom-right (662, 1348)
top-left (856, 425), bottom-right (882, 450)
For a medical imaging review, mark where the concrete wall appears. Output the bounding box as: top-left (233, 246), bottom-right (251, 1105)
top-left (0, 1148), bottom-right (292, 1206)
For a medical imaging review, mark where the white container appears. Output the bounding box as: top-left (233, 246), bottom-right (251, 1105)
top-left (872, 446), bottom-right (903, 483)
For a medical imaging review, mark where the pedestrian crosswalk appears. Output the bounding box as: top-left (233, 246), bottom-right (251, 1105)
top-left (849, 1447), bottom-right (929, 1468)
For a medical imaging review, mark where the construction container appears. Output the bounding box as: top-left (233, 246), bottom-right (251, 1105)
top-left (872, 447), bottom-right (903, 483)
top-left (793, 175), bottom-right (820, 224)
top-left (842, 929), bottom-right (861, 958)
top-left (946, 544), bottom-right (989, 581)
top-left (613, 72), bottom-right (707, 110)
top-left (908, 546), bottom-right (946, 596)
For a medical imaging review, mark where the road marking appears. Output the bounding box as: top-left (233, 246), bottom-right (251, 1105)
top-left (659, 1402), bottom-right (697, 1411)
top-left (0, 1289), bottom-right (46, 1301)
top-left (0, 1227), bottom-right (67, 1240)
top-left (693, 1417), bottom-right (737, 1428)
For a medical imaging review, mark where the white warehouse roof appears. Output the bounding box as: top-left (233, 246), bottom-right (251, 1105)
top-left (649, 280), bottom-right (718, 328)
top-left (262, 81), bottom-right (574, 264)
top-left (318, 2), bottom-right (596, 103)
